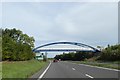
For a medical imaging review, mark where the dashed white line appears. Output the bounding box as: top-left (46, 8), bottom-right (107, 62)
top-left (85, 74), bottom-right (94, 78)
top-left (72, 68), bottom-right (75, 70)
top-left (38, 61), bottom-right (51, 80)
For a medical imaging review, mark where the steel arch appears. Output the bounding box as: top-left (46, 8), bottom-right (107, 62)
top-left (33, 42), bottom-right (100, 52)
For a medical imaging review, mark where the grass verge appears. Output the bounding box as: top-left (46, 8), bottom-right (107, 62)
top-left (70, 61), bottom-right (120, 70)
top-left (0, 62), bottom-right (2, 79)
top-left (2, 59), bottom-right (48, 78)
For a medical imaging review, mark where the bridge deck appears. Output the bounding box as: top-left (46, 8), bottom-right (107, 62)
top-left (34, 49), bottom-right (94, 52)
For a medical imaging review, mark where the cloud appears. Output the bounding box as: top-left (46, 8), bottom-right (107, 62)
top-left (1, 0), bottom-right (119, 2)
top-left (2, 2), bottom-right (118, 47)
top-left (49, 3), bottom-right (118, 43)
top-left (0, 3), bottom-right (2, 28)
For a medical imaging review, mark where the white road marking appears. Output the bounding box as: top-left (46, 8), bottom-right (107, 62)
top-left (79, 64), bottom-right (120, 72)
top-left (85, 74), bottom-right (94, 78)
top-left (38, 61), bottom-right (51, 80)
top-left (72, 68), bottom-right (75, 70)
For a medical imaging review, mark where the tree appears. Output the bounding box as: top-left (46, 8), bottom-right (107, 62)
top-left (2, 28), bottom-right (35, 61)
top-left (98, 44), bottom-right (120, 61)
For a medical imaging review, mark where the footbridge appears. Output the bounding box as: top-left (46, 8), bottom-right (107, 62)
top-left (33, 42), bottom-right (100, 53)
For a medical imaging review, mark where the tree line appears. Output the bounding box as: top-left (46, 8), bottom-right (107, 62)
top-left (2, 28), bottom-right (35, 61)
top-left (0, 28), bottom-right (2, 61)
top-left (54, 44), bottom-right (120, 61)
top-left (98, 44), bottom-right (120, 61)
top-left (54, 51), bottom-right (95, 61)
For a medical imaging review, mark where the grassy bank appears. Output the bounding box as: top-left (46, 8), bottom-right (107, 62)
top-left (70, 61), bottom-right (120, 70)
top-left (0, 62), bottom-right (2, 79)
top-left (2, 59), bottom-right (48, 78)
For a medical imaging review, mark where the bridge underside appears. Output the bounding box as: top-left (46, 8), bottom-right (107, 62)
top-left (34, 49), bottom-right (95, 53)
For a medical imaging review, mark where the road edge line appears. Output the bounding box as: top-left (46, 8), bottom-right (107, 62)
top-left (38, 61), bottom-right (52, 80)
top-left (79, 64), bottom-right (120, 72)
top-left (66, 61), bottom-right (120, 71)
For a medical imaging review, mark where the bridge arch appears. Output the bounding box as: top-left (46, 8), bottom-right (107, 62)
top-left (33, 42), bottom-right (100, 52)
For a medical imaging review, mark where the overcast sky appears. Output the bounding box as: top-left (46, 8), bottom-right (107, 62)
top-left (1, 1), bottom-right (118, 57)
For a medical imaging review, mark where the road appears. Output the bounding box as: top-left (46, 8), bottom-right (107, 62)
top-left (41, 61), bottom-right (119, 78)
top-left (31, 61), bottom-right (119, 80)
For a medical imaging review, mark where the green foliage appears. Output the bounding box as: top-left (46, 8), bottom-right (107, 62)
top-left (54, 44), bottom-right (120, 61)
top-left (0, 28), bottom-right (2, 61)
top-left (2, 28), bottom-right (35, 61)
top-left (98, 44), bottom-right (120, 61)
top-left (54, 51), bottom-right (95, 61)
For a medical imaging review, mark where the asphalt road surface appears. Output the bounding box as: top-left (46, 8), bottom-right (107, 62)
top-left (41, 61), bottom-right (119, 79)
top-left (31, 61), bottom-right (119, 80)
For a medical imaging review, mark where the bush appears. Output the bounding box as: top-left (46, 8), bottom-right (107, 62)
top-left (98, 44), bottom-right (120, 61)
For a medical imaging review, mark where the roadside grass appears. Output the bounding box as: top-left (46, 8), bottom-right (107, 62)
top-left (2, 59), bottom-right (48, 79)
top-left (70, 60), bottom-right (120, 70)
top-left (0, 62), bottom-right (2, 79)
